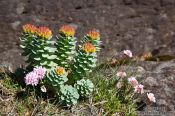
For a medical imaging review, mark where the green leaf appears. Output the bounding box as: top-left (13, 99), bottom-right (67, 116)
top-left (48, 55), bottom-right (57, 60)
top-left (48, 48), bottom-right (57, 53)
top-left (42, 54), bottom-right (49, 58)
top-left (34, 57), bottom-right (41, 61)
top-left (40, 61), bottom-right (48, 65)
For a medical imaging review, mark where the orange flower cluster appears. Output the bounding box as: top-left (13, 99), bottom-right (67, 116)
top-left (82, 42), bottom-right (96, 53)
top-left (22, 24), bottom-right (52, 39)
top-left (22, 24), bottom-right (37, 34)
top-left (59, 25), bottom-right (75, 37)
top-left (55, 66), bottom-right (65, 76)
top-left (36, 26), bottom-right (52, 39)
top-left (87, 29), bottom-right (100, 40)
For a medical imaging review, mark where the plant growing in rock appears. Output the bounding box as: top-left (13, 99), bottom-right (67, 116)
top-left (54, 25), bottom-right (77, 68)
top-left (15, 23), bottom-right (158, 115)
top-left (45, 66), bottom-right (68, 89)
top-left (57, 84), bottom-right (79, 106)
top-left (114, 67), bottom-right (156, 112)
top-left (20, 24), bottom-right (101, 106)
top-left (20, 24), bottom-right (57, 69)
top-left (74, 79), bottom-right (94, 97)
top-left (71, 42), bottom-right (97, 79)
top-left (20, 24), bottom-right (37, 60)
top-left (81, 29), bottom-right (101, 51)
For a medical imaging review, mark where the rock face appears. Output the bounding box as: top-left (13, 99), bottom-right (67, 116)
top-left (0, 0), bottom-right (175, 115)
top-left (1, 0), bottom-right (175, 66)
top-left (135, 60), bottom-right (175, 116)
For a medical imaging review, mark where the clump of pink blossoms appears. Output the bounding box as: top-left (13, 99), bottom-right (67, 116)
top-left (128, 77), bottom-right (138, 86)
top-left (34, 66), bottom-right (46, 80)
top-left (116, 71), bottom-right (127, 78)
top-left (147, 93), bottom-right (156, 103)
top-left (128, 77), bottom-right (144, 94)
top-left (123, 50), bottom-right (132, 58)
top-left (134, 84), bottom-right (144, 94)
top-left (25, 72), bottom-right (39, 86)
top-left (24, 66), bottom-right (46, 86)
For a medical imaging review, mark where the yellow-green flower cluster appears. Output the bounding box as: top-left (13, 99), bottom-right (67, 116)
top-left (55, 66), bottom-right (66, 76)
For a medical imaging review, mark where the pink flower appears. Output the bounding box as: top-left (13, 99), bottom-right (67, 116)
top-left (123, 50), bottom-right (132, 58)
top-left (25, 72), bottom-right (39, 86)
top-left (116, 71), bottom-right (126, 78)
top-left (41, 85), bottom-right (47, 92)
top-left (128, 77), bottom-right (138, 86)
top-left (147, 93), bottom-right (156, 102)
top-left (134, 84), bottom-right (144, 94)
top-left (34, 66), bottom-right (46, 80)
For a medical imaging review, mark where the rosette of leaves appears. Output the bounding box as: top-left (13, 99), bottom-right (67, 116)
top-left (20, 25), bottom-right (57, 68)
top-left (72, 42), bottom-right (97, 79)
top-left (54, 25), bottom-right (77, 68)
top-left (45, 66), bottom-right (68, 89)
top-left (74, 79), bottom-right (94, 97)
top-left (57, 84), bottom-right (79, 106)
top-left (81, 29), bottom-right (101, 51)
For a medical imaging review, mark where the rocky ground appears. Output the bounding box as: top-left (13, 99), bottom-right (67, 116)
top-left (0, 0), bottom-right (175, 115)
top-left (132, 60), bottom-right (175, 116)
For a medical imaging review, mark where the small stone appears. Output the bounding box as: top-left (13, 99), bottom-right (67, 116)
top-left (146, 28), bottom-right (156, 34)
top-left (137, 66), bottom-right (145, 73)
top-left (144, 77), bottom-right (158, 86)
top-left (158, 99), bottom-right (167, 106)
top-left (11, 21), bottom-right (21, 30)
top-left (16, 3), bottom-right (25, 14)
top-left (146, 35), bottom-right (154, 40)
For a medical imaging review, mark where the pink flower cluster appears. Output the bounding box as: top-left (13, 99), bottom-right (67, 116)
top-left (128, 77), bottom-right (138, 86)
top-left (116, 69), bottom-right (156, 103)
top-left (25, 66), bottom-right (46, 86)
top-left (33, 66), bottom-right (46, 80)
top-left (147, 93), bottom-right (156, 103)
top-left (128, 77), bottom-right (144, 94)
top-left (134, 84), bottom-right (144, 94)
top-left (123, 50), bottom-right (132, 58)
top-left (116, 71), bottom-right (127, 78)
top-left (128, 76), bottom-right (156, 102)
top-left (24, 72), bottom-right (39, 86)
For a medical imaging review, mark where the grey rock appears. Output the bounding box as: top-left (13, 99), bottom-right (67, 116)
top-left (16, 3), bottom-right (25, 15)
top-left (144, 76), bottom-right (159, 86)
top-left (11, 21), bottom-right (21, 30)
top-left (136, 60), bottom-right (175, 115)
top-left (1, 0), bottom-right (175, 64)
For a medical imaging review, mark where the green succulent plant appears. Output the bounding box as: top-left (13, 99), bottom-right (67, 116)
top-left (72, 42), bottom-right (97, 79)
top-left (29, 39), bottom-right (57, 68)
top-left (45, 66), bottom-right (68, 89)
top-left (20, 25), bottom-right (57, 69)
top-left (20, 24), bottom-right (38, 61)
top-left (57, 85), bottom-right (79, 106)
top-left (74, 79), bottom-right (94, 97)
top-left (81, 29), bottom-right (101, 51)
top-left (20, 24), bottom-right (101, 107)
top-left (54, 25), bottom-right (77, 68)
